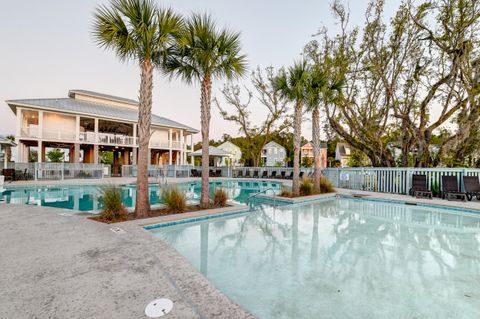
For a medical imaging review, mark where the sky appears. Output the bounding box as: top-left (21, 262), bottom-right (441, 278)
top-left (0, 0), bottom-right (400, 142)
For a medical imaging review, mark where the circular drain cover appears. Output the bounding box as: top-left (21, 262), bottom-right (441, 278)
top-left (145, 298), bottom-right (173, 318)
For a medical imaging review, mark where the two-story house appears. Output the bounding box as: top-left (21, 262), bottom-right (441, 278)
top-left (6, 90), bottom-right (198, 175)
top-left (335, 142), bottom-right (352, 167)
top-left (217, 141), bottom-right (242, 166)
top-left (301, 142), bottom-right (327, 168)
top-left (261, 141), bottom-right (286, 166)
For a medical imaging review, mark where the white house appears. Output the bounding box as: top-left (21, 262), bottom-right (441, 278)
top-left (261, 141), bottom-right (286, 166)
top-left (6, 89), bottom-right (198, 175)
top-left (335, 143), bottom-right (351, 167)
top-left (217, 141), bottom-right (242, 166)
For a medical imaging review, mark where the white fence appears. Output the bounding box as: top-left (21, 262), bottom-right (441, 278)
top-left (322, 167), bottom-right (480, 194)
top-left (1, 162), bottom-right (109, 180)
top-left (122, 165), bottom-right (192, 178)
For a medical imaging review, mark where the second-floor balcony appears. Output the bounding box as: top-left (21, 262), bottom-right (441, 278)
top-left (20, 126), bottom-right (191, 150)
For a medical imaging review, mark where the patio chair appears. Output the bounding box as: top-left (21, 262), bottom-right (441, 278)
top-left (253, 170), bottom-right (259, 178)
top-left (271, 171), bottom-right (277, 179)
top-left (215, 169), bottom-right (222, 177)
top-left (190, 169), bottom-right (198, 177)
top-left (441, 175), bottom-right (466, 201)
top-left (209, 169), bottom-right (215, 177)
top-left (287, 171), bottom-right (293, 179)
top-left (261, 170), bottom-right (268, 179)
top-left (409, 174), bottom-right (432, 198)
top-left (245, 170), bottom-right (251, 178)
top-left (2, 169), bottom-right (14, 183)
top-left (463, 176), bottom-right (480, 201)
top-left (299, 171), bottom-right (304, 179)
top-left (237, 170), bottom-right (243, 178)
top-left (280, 171), bottom-right (286, 179)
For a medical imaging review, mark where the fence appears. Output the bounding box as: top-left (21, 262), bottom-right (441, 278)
top-left (232, 166), bottom-right (314, 179)
top-left (322, 167), bottom-right (480, 195)
top-left (2, 162), bottom-right (108, 181)
top-left (122, 165), bottom-right (192, 178)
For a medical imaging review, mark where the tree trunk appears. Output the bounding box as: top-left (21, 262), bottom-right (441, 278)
top-left (312, 106), bottom-right (321, 192)
top-left (292, 101), bottom-right (302, 196)
top-left (135, 60), bottom-right (153, 218)
top-left (200, 74), bottom-right (212, 208)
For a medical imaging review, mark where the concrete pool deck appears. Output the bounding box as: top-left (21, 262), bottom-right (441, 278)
top-left (2, 179), bottom-right (480, 318)
top-left (0, 204), bottom-right (254, 319)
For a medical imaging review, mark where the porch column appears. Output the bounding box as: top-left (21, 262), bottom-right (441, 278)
top-left (190, 134), bottom-right (194, 165)
top-left (132, 147), bottom-right (137, 165)
top-left (123, 149), bottom-right (130, 165)
top-left (16, 142), bottom-right (23, 164)
top-left (75, 115), bottom-right (80, 141)
top-left (168, 129), bottom-right (173, 165)
top-left (133, 124), bottom-right (137, 145)
top-left (16, 107), bottom-right (22, 138)
top-left (38, 110), bottom-right (43, 139)
top-left (74, 143), bottom-right (80, 163)
top-left (179, 130), bottom-right (184, 165)
top-left (38, 141), bottom-right (42, 163)
top-left (93, 144), bottom-right (99, 164)
top-left (94, 118), bottom-right (99, 143)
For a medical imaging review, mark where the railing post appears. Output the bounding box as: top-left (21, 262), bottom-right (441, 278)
top-left (61, 163), bottom-right (64, 180)
top-left (34, 162), bottom-right (38, 181)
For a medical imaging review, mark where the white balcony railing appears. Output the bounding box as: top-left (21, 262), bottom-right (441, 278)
top-left (42, 129), bottom-right (76, 141)
top-left (20, 126), bottom-right (39, 138)
top-left (97, 132), bottom-right (136, 146)
top-left (79, 132), bottom-right (96, 143)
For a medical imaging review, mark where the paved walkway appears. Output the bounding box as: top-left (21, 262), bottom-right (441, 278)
top-left (0, 204), bottom-right (253, 319)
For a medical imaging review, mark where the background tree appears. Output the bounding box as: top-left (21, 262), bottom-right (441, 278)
top-left (165, 13), bottom-right (247, 208)
top-left (46, 149), bottom-right (64, 163)
top-left (274, 60), bottom-right (309, 196)
top-left (93, 0), bottom-right (183, 217)
top-left (215, 66), bottom-right (291, 166)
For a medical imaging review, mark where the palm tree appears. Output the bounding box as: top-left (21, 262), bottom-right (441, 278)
top-left (164, 13), bottom-right (247, 208)
top-left (305, 66), bottom-right (327, 193)
top-left (273, 60), bottom-right (309, 196)
top-left (92, 0), bottom-right (183, 217)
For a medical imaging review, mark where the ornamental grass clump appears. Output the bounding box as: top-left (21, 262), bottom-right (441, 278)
top-left (213, 188), bottom-right (228, 207)
top-left (300, 178), bottom-right (314, 196)
top-left (161, 186), bottom-right (187, 213)
top-left (98, 185), bottom-right (128, 222)
top-left (280, 186), bottom-right (294, 198)
top-left (319, 176), bottom-right (335, 194)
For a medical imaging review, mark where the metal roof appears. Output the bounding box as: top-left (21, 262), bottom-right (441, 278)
top-left (68, 89), bottom-right (138, 106)
top-left (0, 136), bottom-right (16, 146)
top-left (191, 146), bottom-right (232, 157)
top-left (6, 97), bottom-right (199, 133)
top-left (263, 141), bottom-right (285, 150)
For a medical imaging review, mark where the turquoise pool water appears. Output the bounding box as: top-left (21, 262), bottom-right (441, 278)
top-left (0, 180), bottom-right (282, 212)
top-left (151, 197), bottom-right (480, 319)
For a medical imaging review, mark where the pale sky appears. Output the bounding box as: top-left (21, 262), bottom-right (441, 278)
top-left (0, 0), bottom-right (399, 142)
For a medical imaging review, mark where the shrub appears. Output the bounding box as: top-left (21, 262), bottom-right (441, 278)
top-left (319, 176), bottom-right (335, 194)
top-left (98, 185), bottom-right (128, 222)
top-left (213, 188), bottom-right (228, 207)
top-left (280, 187), bottom-right (293, 198)
top-left (161, 186), bottom-right (187, 213)
top-left (300, 178), bottom-right (314, 196)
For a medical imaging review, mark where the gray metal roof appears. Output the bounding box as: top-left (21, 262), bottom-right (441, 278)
top-left (68, 89), bottom-right (138, 106)
top-left (6, 98), bottom-right (199, 133)
top-left (191, 146), bottom-right (232, 157)
top-left (0, 136), bottom-right (16, 146)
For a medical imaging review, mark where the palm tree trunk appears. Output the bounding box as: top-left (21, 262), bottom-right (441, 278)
top-left (135, 59), bottom-right (153, 217)
top-left (312, 106), bottom-right (321, 192)
top-left (200, 74), bottom-right (212, 208)
top-left (292, 101), bottom-right (302, 196)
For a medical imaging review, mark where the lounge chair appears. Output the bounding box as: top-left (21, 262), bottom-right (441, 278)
top-left (2, 169), bottom-right (14, 182)
top-left (215, 169), bottom-right (222, 177)
top-left (271, 171), bottom-right (277, 179)
top-left (245, 170), bottom-right (251, 178)
top-left (441, 175), bottom-right (466, 201)
top-left (463, 176), bottom-right (480, 201)
top-left (261, 170), bottom-right (268, 179)
top-left (190, 169), bottom-right (198, 177)
top-left (287, 171), bottom-right (293, 179)
top-left (299, 171), bottom-right (304, 179)
top-left (280, 171), bottom-right (286, 179)
top-left (253, 170), bottom-right (259, 178)
top-left (409, 174), bottom-right (432, 198)
top-left (237, 170), bottom-right (243, 178)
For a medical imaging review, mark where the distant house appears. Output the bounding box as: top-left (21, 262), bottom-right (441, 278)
top-left (301, 142), bottom-right (327, 168)
top-left (217, 141), bottom-right (242, 166)
top-left (335, 143), bottom-right (351, 167)
top-left (261, 141), bottom-right (286, 166)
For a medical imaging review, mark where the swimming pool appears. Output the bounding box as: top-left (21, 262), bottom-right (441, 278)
top-left (150, 197), bottom-right (480, 319)
top-left (0, 180), bottom-right (282, 212)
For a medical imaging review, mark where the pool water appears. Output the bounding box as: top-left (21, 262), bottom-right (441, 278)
top-left (0, 180), bottom-right (282, 212)
top-left (151, 197), bottom-right (480, 319)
